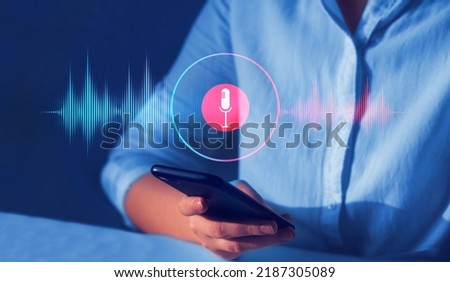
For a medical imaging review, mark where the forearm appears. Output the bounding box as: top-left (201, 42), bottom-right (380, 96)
top-left (124, 173), bottom-right (198, 243)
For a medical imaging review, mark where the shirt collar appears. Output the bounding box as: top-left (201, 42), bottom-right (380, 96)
top-left (321, 0), bottom-right (411, 46)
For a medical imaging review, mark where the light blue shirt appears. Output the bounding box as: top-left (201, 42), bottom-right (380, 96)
top-left (102, 0), bottom-right (450, 259)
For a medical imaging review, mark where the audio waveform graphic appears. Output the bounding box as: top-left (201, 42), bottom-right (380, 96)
top-left (44, 60), bottom-right (170, 146)
top-left (282, 83), bottom-right (401, 130)
top-left (46, 61), bottom-right (400, 148)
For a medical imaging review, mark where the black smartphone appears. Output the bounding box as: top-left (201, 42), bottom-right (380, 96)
top-left (151, 165), bottom-right (294, 229)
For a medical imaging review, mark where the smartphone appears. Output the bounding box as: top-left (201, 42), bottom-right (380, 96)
top-left (151, 165), bottom-right (294, 229)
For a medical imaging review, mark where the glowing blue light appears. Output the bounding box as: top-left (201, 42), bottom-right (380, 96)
top-left (44, 58), bottom-right (160, 147)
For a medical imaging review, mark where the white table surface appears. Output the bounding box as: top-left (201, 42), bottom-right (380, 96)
top-left (0, 212), bottom-right (362, 262)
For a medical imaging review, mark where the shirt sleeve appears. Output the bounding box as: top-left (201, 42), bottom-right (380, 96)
top-left (101, 0), bottom-right (233, 226)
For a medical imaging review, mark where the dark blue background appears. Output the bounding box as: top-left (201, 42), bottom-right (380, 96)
top-left (0, 0), bottom-right (206, 229)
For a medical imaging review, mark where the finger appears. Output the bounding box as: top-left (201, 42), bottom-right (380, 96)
top-left (191, 217), bottom-right (278, 238)
top-left (234, 180), bottom-right (264, 203)
top-left (213, 227), bottom-right (296, 255)
top-left (178, 196), bottom-right (208, 216)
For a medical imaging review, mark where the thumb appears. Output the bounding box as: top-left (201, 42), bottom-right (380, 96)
top-left (178, 196), bottom-right (208, 216)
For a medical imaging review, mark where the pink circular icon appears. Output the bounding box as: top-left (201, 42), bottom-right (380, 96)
top-left (201, 84), bottom-right (250, 132)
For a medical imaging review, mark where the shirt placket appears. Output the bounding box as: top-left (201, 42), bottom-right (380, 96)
top-left (321, 36), bottom-right (356, 252)
top-left (319, 0), bottom-right (405, 252)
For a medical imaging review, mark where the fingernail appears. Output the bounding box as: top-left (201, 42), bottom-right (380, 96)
top-left (280, 229), bottom-right (295, 242)
top-left (259, 221), bottom-right (277, 234)
top-left (195, 198), bottom-right (205, 211)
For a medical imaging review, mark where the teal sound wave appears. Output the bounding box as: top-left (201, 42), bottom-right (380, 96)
top-left (45, 60), bottom-right (161, 146)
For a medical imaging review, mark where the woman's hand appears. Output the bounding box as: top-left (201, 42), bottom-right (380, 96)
top-left (178, 181), bottom-right (295, 259)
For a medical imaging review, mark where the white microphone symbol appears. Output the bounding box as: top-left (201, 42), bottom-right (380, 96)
top-left (219, 88), bottom-right (232, 129)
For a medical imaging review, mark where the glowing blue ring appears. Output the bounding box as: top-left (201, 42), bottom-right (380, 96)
top-left (170, 53), bottom-right (280, 162)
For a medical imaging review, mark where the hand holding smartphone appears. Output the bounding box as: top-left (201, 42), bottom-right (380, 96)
top-left (151, 165), bottom-right (294, 229)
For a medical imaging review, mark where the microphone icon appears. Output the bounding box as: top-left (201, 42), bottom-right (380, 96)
top-left (202, 83), bottom-right (249, 132)
top-left (219, 88), bottom-right (232, 129)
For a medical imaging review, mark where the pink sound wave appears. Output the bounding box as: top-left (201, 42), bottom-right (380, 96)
top-left (282, 82), bottom-right (401, 130)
